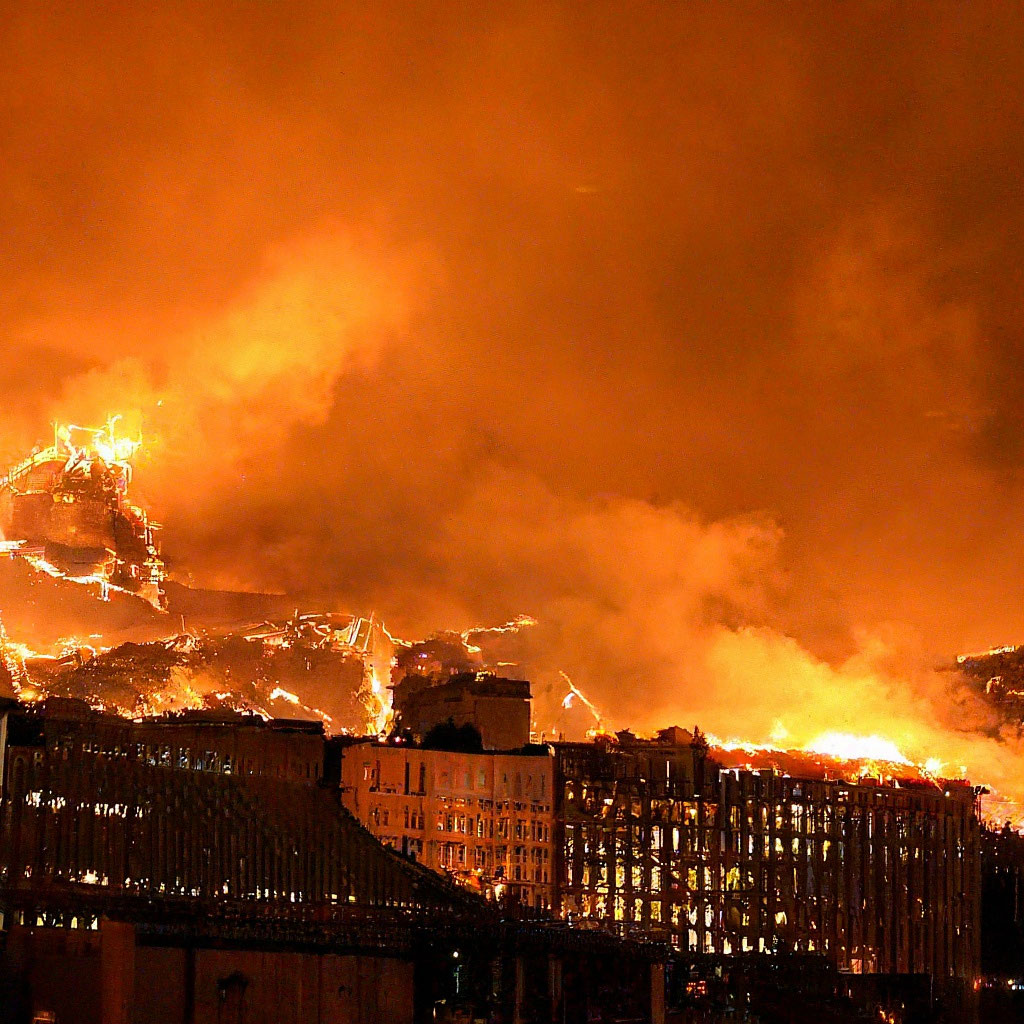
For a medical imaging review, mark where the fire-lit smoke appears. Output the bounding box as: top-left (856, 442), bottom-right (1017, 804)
top-left (14, 230), bottom-right (422, 549)
top-left (408, 469), bottom-right (1024, 824)
top-left (4, 7), bottom-right (1024, 820)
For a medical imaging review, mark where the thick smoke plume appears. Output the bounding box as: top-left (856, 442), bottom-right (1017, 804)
top-left (426, 472), bottom-right (1024, 823)
top-left (11, 231), bottom-right (418, 530)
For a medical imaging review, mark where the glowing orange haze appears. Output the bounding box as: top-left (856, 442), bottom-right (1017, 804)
top-left (2, 5), bottom-right (1024, 825)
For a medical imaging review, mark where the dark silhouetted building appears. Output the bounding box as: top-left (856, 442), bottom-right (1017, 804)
top-left (392, 672), bottom-right (532, 750)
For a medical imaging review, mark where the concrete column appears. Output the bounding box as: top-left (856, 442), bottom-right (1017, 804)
top-left (100, 920), bottom-right (135, 1024)
top-left (0, 707), bottom-right (9, 800)
top-left (547, 954), bottom-right (563, 1023)
top-left (649, 962), bottom-right (666, 1024)
top-left (513, 956), bottom-right (526, 1024)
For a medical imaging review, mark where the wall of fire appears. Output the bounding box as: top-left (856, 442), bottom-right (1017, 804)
top-left (556, 745), bottom-right (980, 981)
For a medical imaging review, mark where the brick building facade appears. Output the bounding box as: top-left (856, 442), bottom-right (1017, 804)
top-left (338, 740), bottom-right (555, 909)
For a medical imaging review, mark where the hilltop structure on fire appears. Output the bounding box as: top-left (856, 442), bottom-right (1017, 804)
top-left (0, 420), bottom-right (165, 606)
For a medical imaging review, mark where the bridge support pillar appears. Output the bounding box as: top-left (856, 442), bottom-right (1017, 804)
top-left (548, 954), bottom-right (563, 1022)
top-left (650, 961), bottom-right (665, 1024)
top-left (513, 955), bottom-right (526, 1024)
top-left (100, 920), bottom-right (135, 1024)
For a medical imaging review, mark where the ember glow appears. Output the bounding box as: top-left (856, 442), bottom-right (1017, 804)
top-left (0, 415), bottom-right (163, 608)
top-left (804, 731), bottom-right (910, 766)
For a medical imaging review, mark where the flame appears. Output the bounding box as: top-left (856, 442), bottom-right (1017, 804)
top-left (707, 730), bottom-right (952, 790)
top-left (2, 415), bottom-right (164, 608)
top-left (363, 663), bottom-right (389, 736)
top-left (804, 731), bottom-right (910, 765)
top-left (56, 416), bottom-right (142, 473)
top-left (460, 614), bottom-right (538, 643)
top-left (552, 671), bottom-right (605, 737)
top-left (707, 734), bottom-right (783, 756)
top-left (560, 672), bottom-right (603, 724)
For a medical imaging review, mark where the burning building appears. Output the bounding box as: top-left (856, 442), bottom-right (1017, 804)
top-left (0, 422), bottom-right (165, 606)
top-left (347, 669), bottom-right (985, 994)
top-left (0, 416), bottom-right (997, 1018)
top-left (555, 727), bottom-right (982, 989)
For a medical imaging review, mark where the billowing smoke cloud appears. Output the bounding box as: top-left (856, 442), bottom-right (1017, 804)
top-left (3, 4), bottom-right (1024, 817)
top-left (408, 469), bottom-right (1024, 822)
top-left (12, 230), bottom-right (420, 518)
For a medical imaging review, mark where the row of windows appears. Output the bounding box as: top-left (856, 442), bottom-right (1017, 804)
top-left (367, 803), bottom-right (551, 845)
top-left (69, 740), bottom-right (318, 779)
top-left (364, 760), bottom-right (427, 795)
top-left (370, 806), bottom-right (426, 830)
top-left (361, 760), bottom-right (549, 800)
top-left (565, 823), bottom-right (715, 858)
top-left (566, 846), bottom-right (968, 897)
top-left (566, 819), bottom-right (971, 866)
top-left (434, 842), bottom-right (551, 883)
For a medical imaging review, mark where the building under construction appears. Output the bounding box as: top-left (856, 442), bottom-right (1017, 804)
top-left (555, 728), bottom-right (981, 990)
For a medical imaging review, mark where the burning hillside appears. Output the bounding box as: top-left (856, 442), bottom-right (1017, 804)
top-left (0, 427), bottom-right (402, 733)
top-left (956, 644), bottom-right (1024, 724)
top-left (3, 614), bottom-right (393, 733)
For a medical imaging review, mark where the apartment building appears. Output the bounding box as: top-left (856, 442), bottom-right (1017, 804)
top-left (339, 739), bottom-right (555, 909)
